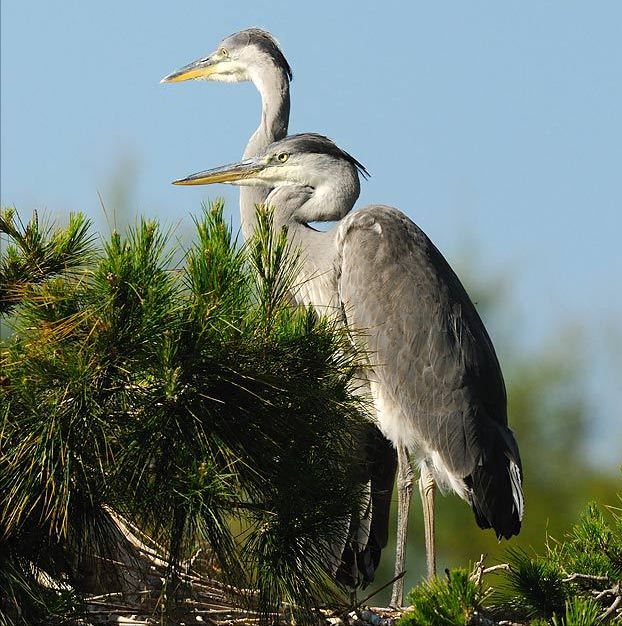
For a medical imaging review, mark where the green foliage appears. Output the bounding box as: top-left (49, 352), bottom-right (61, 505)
top-left (551, 596), bottom-right (602, 626)
top-left (492, 497), bottom-right (622, 624)
top-left (549, 501), bottom-right (622, 580)
top-left (400, 486), bottom-right (622, 626)
top-left (501, 548), bottom-right (567, 621)
top-left (400, 568), bottom-right (488, 626)
top-left (0, 203), bottom-right (368, 624)
top-left (0, 552), bottom-right (81, 626)
top-left (0, 208), bottom-right (94, 315)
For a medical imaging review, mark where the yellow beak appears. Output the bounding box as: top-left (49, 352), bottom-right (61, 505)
top-left (160, 57), bottom-right (223, 83)
top-left (173, 158), bottom-right (264, 186)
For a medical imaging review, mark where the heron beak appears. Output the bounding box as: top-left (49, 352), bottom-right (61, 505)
top-left (173, 158), bottom-right (264, 186)
top-left (160, 56), bottom-right (223, 83)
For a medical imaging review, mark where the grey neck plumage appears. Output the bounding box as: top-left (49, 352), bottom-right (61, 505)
top-left (240, 67), bottom-right (290, 240)
top-left (264, 159), bottom-right (361, 313)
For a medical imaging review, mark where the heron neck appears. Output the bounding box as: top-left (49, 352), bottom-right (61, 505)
top-left (273, 204), bottom-right (340, 313)
top-left (269, 181), bottom-right (355, 269)
top-left (240, 66), bottom-right (290, 241)
top-left (243, 67), bottom-right (290, 158)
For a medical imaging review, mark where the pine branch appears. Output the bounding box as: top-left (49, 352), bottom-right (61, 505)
top-left (0, 208), bottom-right (94, 315)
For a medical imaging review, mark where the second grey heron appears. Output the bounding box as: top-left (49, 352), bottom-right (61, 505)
top-left (161, 28), bottom-right (292, 241)
top-left (162, 29), bottom-right (397, 591)
top-left (172, 133), bottom-right (524, 607)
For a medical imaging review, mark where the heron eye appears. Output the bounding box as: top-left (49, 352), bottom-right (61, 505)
top-left (220, 48), bottom-right (229, 57)
top-left (277, 153), bottom-right (289, 163)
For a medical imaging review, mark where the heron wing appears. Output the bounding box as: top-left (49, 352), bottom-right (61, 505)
top-left (335, 205), bottom-right (511, 479)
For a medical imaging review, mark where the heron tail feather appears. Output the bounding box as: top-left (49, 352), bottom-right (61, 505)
top-left (336, 427), bottom-right (397, 588)
top-left (469, 423), bottom-right (523, 540)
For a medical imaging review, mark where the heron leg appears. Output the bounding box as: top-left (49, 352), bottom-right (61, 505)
top-left (419, 461), bottom-right (436, 579)
top-left (390, 445), bottom-right (414, 608)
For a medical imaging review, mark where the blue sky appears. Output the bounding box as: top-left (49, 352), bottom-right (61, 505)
top-left (2, 1), bottom-right (621, 462)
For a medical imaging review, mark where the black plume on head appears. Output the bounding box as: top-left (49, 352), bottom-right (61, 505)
top-left (272, 133), bottom-right (370, 180)
top-left (225, 28), bottom-right (293, 81)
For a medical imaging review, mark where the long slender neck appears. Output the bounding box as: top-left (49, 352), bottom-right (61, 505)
top-left (267, 174), bottom-right (359, 308)
top-left (268, 186), bottom-right (341, 314)
top-left (244, 67), bottom-right (290, 157)
top-left (240, 66), bottom-right (290, 240)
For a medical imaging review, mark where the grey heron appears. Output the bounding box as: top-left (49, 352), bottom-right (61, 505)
top-left (172, 133), bottom-right (524, 607)
top-left (161, 28), bottom-right (291, 240)
top-left (161, 30), bottom-right (397, 592)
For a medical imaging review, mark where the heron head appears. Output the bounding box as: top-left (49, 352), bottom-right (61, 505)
top-left (172, 134), bottom-right (368, 191)
top-left (160, 28), bottom-right (292, 84)
top-left (173, 134), bottom-right (367, 222)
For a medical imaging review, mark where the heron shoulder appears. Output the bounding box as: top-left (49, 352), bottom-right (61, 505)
top-left (337, 203), bottom-right (426, 238)
top-left (337, 205), bottom-right (400, 249)
top-left (335, 205), bottom-right (435, 281)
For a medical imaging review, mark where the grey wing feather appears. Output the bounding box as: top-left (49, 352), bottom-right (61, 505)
top-left (335, 206), bottom-right (522, 538)
top-left (336, 424), bottom-right (397, 588)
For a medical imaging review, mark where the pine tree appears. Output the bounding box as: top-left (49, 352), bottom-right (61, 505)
top-left (0, 204), bottom-right (370, 625)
